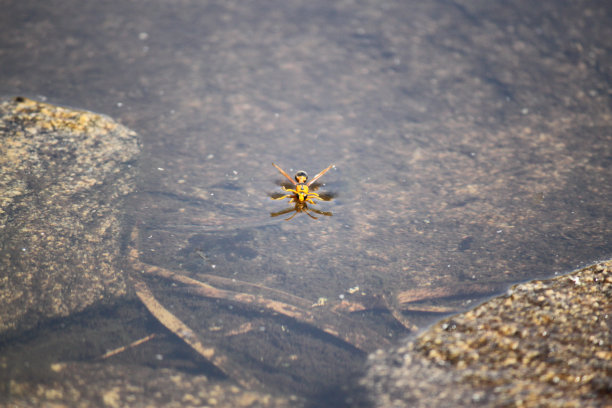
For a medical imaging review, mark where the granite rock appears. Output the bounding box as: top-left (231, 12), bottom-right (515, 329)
top-left (363, 260), bottom-right (612, 407)
top-left (0, 97), bottom-right (139, 335)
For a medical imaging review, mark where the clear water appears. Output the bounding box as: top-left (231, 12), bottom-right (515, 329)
top-left (1, 0), bottom-right (610, 405)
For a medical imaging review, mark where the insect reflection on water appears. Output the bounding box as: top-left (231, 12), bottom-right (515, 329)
top-left (269, 163), bottom-right (335, 220)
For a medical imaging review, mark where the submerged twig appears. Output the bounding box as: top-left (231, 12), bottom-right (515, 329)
top-left (129, 228), bottom-right (389, 353)
top-left (396, 283), bottom-right (507, 307)
top-left (133, 279), bottom-right (260, 388)
top-left (381, 294), bottom-right (419, 332)
top-left (136, 260), bottom-right (389, 352)
top-left (99, 333), bottom-right (157, 360)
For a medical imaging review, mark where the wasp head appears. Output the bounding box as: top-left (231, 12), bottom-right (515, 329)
top-left (294, 170), bottom-right (308, 183)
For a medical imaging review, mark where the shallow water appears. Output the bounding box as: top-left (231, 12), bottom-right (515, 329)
top-left (1, 0), bottom-right (610, 405)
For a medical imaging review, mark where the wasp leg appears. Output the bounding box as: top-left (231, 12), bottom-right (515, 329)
top-left (281, 187), bottom-right (299, 195)
top-left (302, 208), bottom-right (319, 220)
top-left (271, 194), bottom-right (292, 201)
top-left (309, 207), bottom-right (333, 217)
top-left (284, 211), bottom-right (300, 221)
top-left (271, 207), bottom-right (298, 218)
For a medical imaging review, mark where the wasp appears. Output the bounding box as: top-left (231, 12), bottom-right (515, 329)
top-left (270, 163), bottom-right (335, 220)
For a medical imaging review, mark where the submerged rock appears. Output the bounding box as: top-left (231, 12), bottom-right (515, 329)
top-left (0, 97), bottom-right (139, 335)
top-left (363, 260), bottom-right (612, 407)
top-left (6, 362), bottom-right (298, 408)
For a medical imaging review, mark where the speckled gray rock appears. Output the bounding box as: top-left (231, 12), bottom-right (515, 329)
top-left (0, 97), bottom-right (139, 335)
top-left (363, 260), bottom-right (612, 408)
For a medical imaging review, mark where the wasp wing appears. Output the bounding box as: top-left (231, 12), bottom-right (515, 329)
top-left (307, 164), bottom-right (334, 186)
top-left (274, 179), bottom-right (295, 189)
top-left (272, 163), bottom-right (297, 185)
top-left (268, 192), bottom-right (289, 199)
top-left (317, 191), bottom-right (337, 201)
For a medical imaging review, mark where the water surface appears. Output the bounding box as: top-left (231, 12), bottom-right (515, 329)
top-left (1, 0), bottom-right (610, 405)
